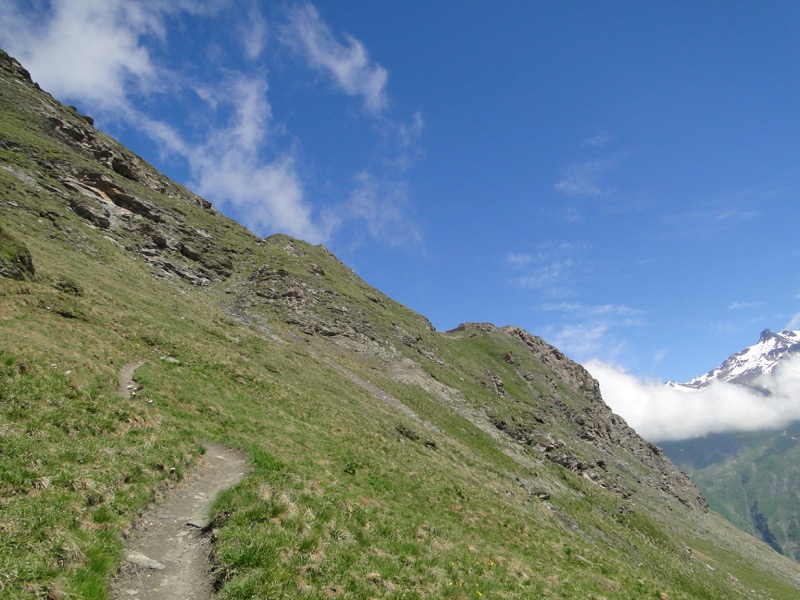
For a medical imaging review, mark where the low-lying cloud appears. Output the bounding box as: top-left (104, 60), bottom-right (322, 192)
top-left (586, 355), bottom-right (800, 442)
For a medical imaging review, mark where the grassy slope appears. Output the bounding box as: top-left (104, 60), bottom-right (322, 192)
top-left (2, 50), bottom-right (800, 599)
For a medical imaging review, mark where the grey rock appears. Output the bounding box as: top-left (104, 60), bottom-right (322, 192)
top-left (125, 551), bottom-right (166, 571)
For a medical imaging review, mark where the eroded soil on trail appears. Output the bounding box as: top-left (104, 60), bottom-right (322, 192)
top-left (111, 442), bottom-right (249, 600)
top-left (117, 361), bottom-right (145, 399)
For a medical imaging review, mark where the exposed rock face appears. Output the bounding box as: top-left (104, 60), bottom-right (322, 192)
top-left (0, 49), bottom-right (32, 84)
top-left (246, 260), bottom-right (381, 341)
top-left (0, 48), bottom-right (236, 287)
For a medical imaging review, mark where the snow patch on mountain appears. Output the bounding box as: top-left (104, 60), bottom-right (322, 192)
top-left (668, 329), bottom-right (800, 390)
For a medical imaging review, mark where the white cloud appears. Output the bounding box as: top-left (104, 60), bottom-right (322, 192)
top-left (344, 171), bottom-right (421, 246)
top-left (554, 157), bottom-right (617, 197)
top-left (139, 75), bottom-right (329, 243)
top-left (282, 2), bottom-right (388, 115)
top-left (582, 133), bottom-right (613, 147)
top-left (786, 312), bottom-right (800, 330)
top-left (0, 0), bottom-right (165, 110)
top-left (587, 356), bottom-right (800, 442)
top-left (241, 2), bottom-right (268, 61)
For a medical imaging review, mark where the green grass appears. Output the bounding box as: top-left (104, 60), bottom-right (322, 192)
top-left (2, 50), bottom-right (800, 599)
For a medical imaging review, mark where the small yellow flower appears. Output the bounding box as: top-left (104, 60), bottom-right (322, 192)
top-left (476, 592), bottom-right (483, 597)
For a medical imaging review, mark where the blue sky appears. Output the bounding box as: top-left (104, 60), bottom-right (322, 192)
top-left (3, 1), bottom-right (800, 391)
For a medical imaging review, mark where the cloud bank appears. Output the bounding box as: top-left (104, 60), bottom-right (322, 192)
top-left (587, 355), bottom-right (800, 442)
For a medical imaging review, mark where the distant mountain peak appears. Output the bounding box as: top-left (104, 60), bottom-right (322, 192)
top-left (669, 329), bottom-right (800, 390)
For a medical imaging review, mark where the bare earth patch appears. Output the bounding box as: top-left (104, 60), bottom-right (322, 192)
top-left (111, 442), bottom-right (249, 600)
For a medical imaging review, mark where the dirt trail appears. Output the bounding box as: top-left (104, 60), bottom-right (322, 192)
top-left (111, 442), bottom-right (250, 600)
top-left (118, 361), bottom-right (145, 399)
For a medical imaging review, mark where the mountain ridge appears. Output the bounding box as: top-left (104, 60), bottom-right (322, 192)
top-left (3, 47), bottom-right (800, 598)
top-left (668, 328), bottom-right (800, 390)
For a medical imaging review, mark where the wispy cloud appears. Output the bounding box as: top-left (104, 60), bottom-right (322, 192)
top-left (505, 242), bottom-right (588, 297)
top-left (563, 206), bottom-right (581, 223)
top-left (506, 252), bottom-right (534, 267)
top-left (282, 2), bottom-right (388, 116)
top-left (661, 200), bottom-right (761, 241)
top-left (381, 111), bottom-right (425, 170)
top-left (554, 156), bottom-right (618, 197)
top-left (786, 312), bottom-right (800, 330)
top-left (538, 302), bottom-right (644, 363)
top-left (343, 171), bottom-right (422, 247)
top-left (513, 260), bottom-right (576, 294)
top-left (589, 356), bottom-right (800, 441)
top-left (551, 323), bottom-right (616, 359)
top-left (581, 133), bottom-right (613, 148)
top-left (728, 301), bottom-right (762, 311)
top-left (137, 74), bottom-right (330, 243)
top-left (665, 206), bottom-right (759, 227)
top-left (540, 302), bottom-right (641, 318)
top-left (241, 2), bottom-right (268, 61)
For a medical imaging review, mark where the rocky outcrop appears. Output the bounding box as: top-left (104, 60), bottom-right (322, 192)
top-left (0, 49), bottom-right (32, 84)
top-left (0, 48), bottom-right (236, 287)
top-left (246, 261), bottom-right (381, 342)
top-left (458, 323), bottom-right (709, 511)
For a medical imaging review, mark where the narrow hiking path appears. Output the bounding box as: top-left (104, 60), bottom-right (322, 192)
top-left (111, 442), bottom-right (249, 599)
top-left (117, 361), bottom-right (145, 399)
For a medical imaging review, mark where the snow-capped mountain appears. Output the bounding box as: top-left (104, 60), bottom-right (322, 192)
top-left (668, 329), bottom-right (800, 390)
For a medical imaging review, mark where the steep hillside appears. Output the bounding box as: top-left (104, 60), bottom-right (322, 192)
top-left (3, 48), bottom-right (800, 599)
